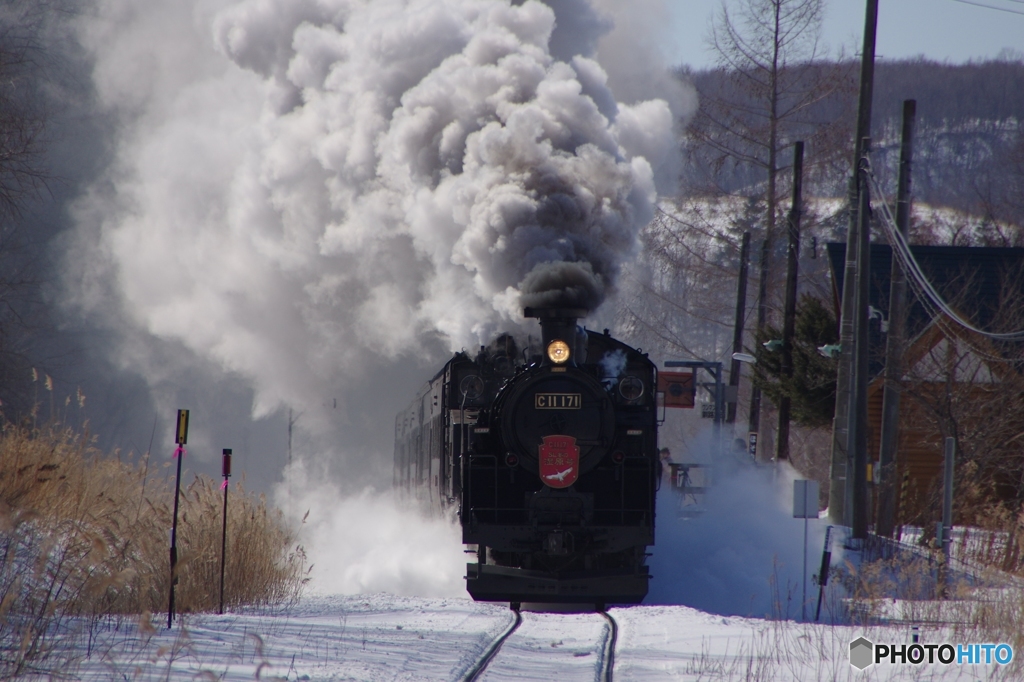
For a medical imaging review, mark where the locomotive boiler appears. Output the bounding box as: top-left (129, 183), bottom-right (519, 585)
top-left (394, 307), bottom-right (658, 608)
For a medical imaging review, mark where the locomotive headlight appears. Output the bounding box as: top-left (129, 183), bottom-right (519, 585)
top-left (546, 339), bottom-right (571, 364)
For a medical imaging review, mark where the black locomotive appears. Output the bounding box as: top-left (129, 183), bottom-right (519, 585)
top-left (394, 307), bottom-right (658, 607)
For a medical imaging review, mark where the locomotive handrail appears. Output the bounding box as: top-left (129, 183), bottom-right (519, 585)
top-left (466, 506), bottom-right (652, 527)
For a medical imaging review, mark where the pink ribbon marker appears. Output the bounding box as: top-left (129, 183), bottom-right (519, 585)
top-left (173, 446), bottom-right (186, 458)
top-left (220, 479), bottom-right (228, 490)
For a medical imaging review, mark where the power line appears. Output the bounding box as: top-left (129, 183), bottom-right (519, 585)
top-left (866, 162), bottom-right (1024, 342)
top-left (952, 0), bottom-right (1024, 16)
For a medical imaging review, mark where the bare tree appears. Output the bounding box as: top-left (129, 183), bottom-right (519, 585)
top-left (892, 265), bottom-right (1024, 573)
top-left (0, 0), bottom-right (56, 414)
top-left (618, 197), bottom-right (756, 361)
top-left (682, 0), bottom-right (853, 446)
top-left (0, 2), bottom-right (49, 220)
top-left (693, 0), bottom-right (853, 309)
top-left (975, 134), bottom-right (1024, 246)
top-left (616, 194), bottom-right (845, 473)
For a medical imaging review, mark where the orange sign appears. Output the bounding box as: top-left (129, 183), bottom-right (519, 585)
top-left (538, 435), bottom-right (580, 488)
top-left (658, 371), bottom-right (695, 408)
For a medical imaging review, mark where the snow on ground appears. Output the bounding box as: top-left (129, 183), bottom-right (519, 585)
top-left (75, 595), bottom-right (510, 681)
top-left (612, 605), bottom-right (1015, 681)
top-left (67, 594), bottom-right (1018, 681)
top-left (58, 439), bottom-right (1019, 681)
top-left (475, 612), bottom-right (609, 681)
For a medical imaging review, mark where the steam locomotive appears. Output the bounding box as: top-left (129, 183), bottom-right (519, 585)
top-left (394, 307), bottom-right (658, 607)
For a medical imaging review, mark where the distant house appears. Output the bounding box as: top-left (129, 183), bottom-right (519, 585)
top-left (827, 243), bottom-right (1024, 527)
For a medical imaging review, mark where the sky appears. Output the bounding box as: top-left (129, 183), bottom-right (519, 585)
top-left (660, 0), bottom-right (1024, 70)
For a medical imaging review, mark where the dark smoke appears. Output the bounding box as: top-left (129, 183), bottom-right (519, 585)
top-left (519, 260), bottom-right (606, 310)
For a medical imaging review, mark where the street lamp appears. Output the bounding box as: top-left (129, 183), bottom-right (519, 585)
top-left (817, 344), bottom-right (841, 359)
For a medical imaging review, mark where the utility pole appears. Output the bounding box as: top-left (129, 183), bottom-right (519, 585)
top-left (776, 141), bottom-right (804, 461)
top-left (727, 232), bottom-right (751, 425)
top-left (828, 0), bottom-right (878, 527)
top-left (748, 246), bottom-right (767, 461)
top-left (850, 142), bottom-right (873, 540)
top-left (876, 100), bottom-right (916, 538)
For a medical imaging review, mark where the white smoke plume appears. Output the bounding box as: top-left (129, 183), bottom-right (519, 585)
top-left (281, 461), bottom-right (466, 597)
top-left (65, 0), bottom-right (692, 470)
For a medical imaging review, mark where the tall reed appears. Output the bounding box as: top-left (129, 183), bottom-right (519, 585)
top-left (0, 422), bottom-right (306, 677)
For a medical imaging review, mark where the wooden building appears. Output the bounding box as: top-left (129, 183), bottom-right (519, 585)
top-left (828, 243), bottom-right (1024, 527)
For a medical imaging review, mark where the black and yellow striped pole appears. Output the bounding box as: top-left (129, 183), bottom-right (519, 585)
top-left (168, 409), bottom-right (189, 629)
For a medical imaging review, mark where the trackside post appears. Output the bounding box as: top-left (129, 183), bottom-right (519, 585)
top-left (168, 409), bottom-right (189, 628)
top-left (219, 448), bottom-right (231, 614)
top-left (815, 525), bottom-right (833, 622)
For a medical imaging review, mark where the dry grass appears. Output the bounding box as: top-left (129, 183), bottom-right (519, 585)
top-left (0, 421), bottom-right (307, 677)
top-left (811, 529), bottom-right (1024, 678)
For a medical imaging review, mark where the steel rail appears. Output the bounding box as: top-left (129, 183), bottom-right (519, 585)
top-left (462, 608), bottom-right (523, 682)
top-left (597, 610), bottom-right (618, 682)
top-left (463, 607), bottom-right (617, 682)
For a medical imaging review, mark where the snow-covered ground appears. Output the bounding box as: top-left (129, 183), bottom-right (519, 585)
top-left (67, 593), bottom-right (1018, 681)
top-left (52, 451), bottom-right (1019, 681)
top-left (66, 457), bottom-right (1005, 681)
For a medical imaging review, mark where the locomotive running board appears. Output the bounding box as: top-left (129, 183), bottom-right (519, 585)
top-left (465, 563), bottom-right (650, 604)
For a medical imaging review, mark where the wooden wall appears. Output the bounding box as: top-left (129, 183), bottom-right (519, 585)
top-left (867, 380), bottom-right (945, 527)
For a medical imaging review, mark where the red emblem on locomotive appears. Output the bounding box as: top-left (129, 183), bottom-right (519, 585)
top-left (538, 435), bottom-right (580, 488)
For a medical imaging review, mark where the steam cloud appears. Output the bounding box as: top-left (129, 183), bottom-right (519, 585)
top-left (648, 457), bottom-right (827, 620)
top-left (47, 4), bottom-right (693, 608)
top-left (66, 0), bottom-right (688, 453)
top-left (282, 462), bottom-right (466, 597)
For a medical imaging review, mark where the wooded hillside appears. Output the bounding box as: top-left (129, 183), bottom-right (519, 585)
top-left (681, 57), bottom-right (1024, 226)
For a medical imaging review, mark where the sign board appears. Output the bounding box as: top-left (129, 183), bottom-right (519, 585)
top-left (793, 479), bottom-right (819, 519)
top-left (538, 435), bottom-right (580, 488)
top-left (175, 409), bottom-right (190, 445)
top-left (657, 371), bottom-right (695, 408)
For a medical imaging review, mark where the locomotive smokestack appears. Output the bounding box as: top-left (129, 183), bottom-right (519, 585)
top-left (524, 307), bottom-right (587, 367)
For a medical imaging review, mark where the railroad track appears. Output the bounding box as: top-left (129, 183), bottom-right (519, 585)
top-left (461, 607), bottom-right (523, 681)
top-left (598, 610), bottom-right (617, 682)
top-left (462, 608), bottom-right (617, 682)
